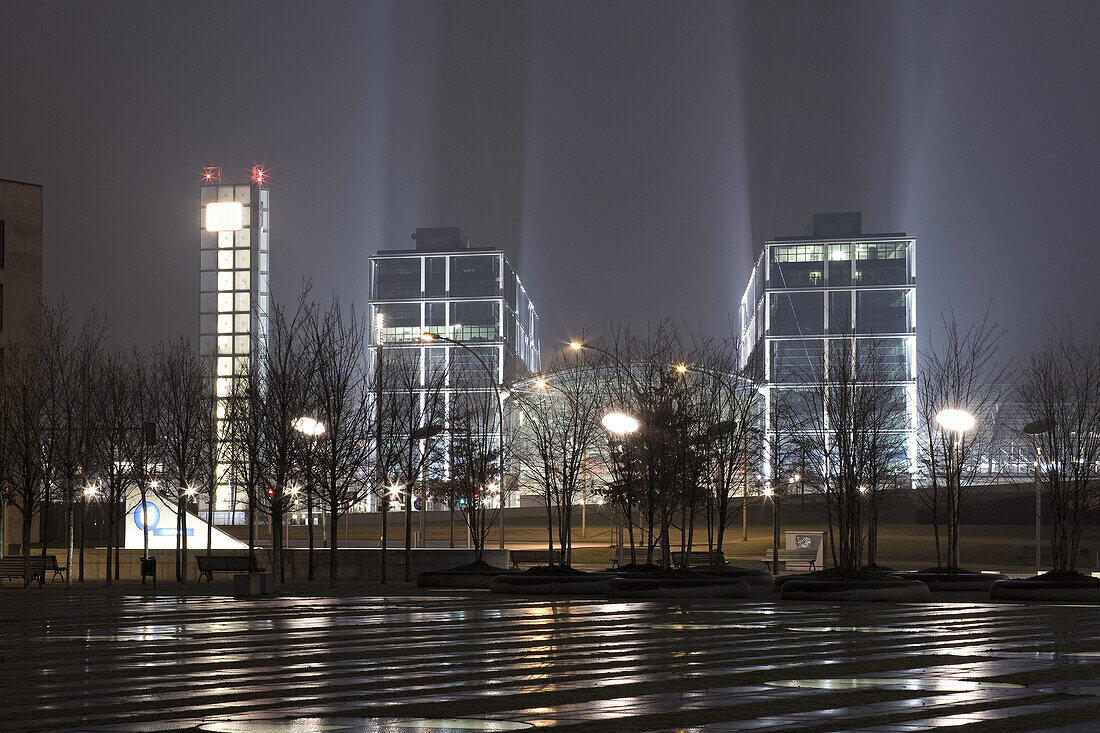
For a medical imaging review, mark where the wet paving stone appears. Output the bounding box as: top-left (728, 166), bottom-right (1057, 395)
top-left (5, 593), bottom-right (1100, 730)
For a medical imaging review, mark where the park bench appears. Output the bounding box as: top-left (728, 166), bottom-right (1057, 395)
top-left (1, 554), bottom-right (65, 583)
top-left (676, 549), bottom-right (727, 567)
top-left (510, 549), bottom-right (562, 568)
top-left (195, 554), bottom-right (264, 582)
top-left (1, 556), bottom-right (47, 586)
top-left (1013, 546), bottom-right (1096, 569)
top-left (763, 548), bottom-right (818, 573)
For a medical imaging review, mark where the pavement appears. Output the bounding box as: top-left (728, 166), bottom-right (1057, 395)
top-left (6, 584), bottom-right (1100, 731)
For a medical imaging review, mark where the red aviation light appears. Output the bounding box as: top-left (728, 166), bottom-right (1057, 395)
top-left (251, 165), bottom-right (267, 185)
top-left (201, 166), bottom-right (221, 183)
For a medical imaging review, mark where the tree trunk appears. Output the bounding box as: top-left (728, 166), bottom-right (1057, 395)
top-left (328, 503), bottom-right (339, 588)
top-left (79, 498), bottom-right (86, 583)
top-left (207, 498), bottom-right (214, 556)
top-left (22, 514), bottom-right (32, 588)
top-left (66, 503), bottom-right (74, 589)
top-left (307, 491), bottom-right (315, 582)
top-left (380, 500), bottom-right (388, 584)
top-left (271, 501), bottom-right (283, 586)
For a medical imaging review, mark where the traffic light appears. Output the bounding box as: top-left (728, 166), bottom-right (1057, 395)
top-left (457, 497), bottom-right (467, 507)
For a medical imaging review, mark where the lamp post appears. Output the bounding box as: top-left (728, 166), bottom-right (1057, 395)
top-left (1023, 419), bottom-right (1054, 576)
top-left (423, 332), bottom-right (507, 551)
top-left (936, 408), bottom-right (975, 568)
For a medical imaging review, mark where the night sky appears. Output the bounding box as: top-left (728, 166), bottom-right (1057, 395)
top-left (2, 1), bottom-right (1098, 363)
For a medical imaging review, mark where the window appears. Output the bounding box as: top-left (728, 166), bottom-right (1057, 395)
top-left (0, 219), bottom-right (5, 267)
top-left (374, 258), bottom-right (421, 299)
top-left (855, 242), bottom-right (908, 285)
top-left (856, 290), bottom-right (908, 334)
top-left (450, 255), bottom-right (500, 297)
top-left (425, 257), bottom-right (446, 297)
top-left (770, 292), bottom-right (823, 336)
top-left (770, 245), bottom-right (824, 288)
top-left (827, 244), bottom-right (851, 285)
top-left (828, 291), bottom-right (852, 333)
top-left (771, 339), bottom-right (823, 383)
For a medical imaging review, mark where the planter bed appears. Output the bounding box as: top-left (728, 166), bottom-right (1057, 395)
top-left (489, 572), bottom-right (615, 596)
top-left (417, 569), bottom-right (508, 589)
top-left (781, 578), bottom-right (929, 602)
top-left (692, 566), bottom-right (774, 586)
top-left (608, 576), bottom-right (750, 599)
top-left (991, 572), bottom-right (1100, 601)
top-left (902, 569), bottom-right (1007, 592)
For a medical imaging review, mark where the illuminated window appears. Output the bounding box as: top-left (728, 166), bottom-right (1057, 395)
top-left (218, 250), bottom-right (233, 269)
top-left (235, 271), bottom-right (250, 290)
top-left (217, 315), bottom-right (232, 333)
top-left (216, 378), bottom-right (231, 398)
top-left (234, 293), bottom-right (250, 311)
top-left (218, 294), bottom-right (233, 312)
top-left (234, 314), bottom-right (249, 333)
top-left (217, 336), bottom-right (233, 354)
top-left (234, 335), bottom-right (250, 353)
top-left (235, 249), bottom-right (250, 269)
top-left (217, 357), bottom-right (233, 376)
top-left (218, 272), bottom-right (233, 291)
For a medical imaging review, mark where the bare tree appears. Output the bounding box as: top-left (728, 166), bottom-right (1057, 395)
top-left (255, 296), bottom-right (314, 587)
top-left (916, 307), bottom-right (1012, 569)
top-left (375, 346), bottom-right (447, 580)
top-left (308, 297), bottom-right (375, 586)
top-left (512, 354), bottom-right (604, 566)
top-left (798, 334), bottom-right (908, 570)
top-left (1017, 322), bottom-right (1100, 574)
top-left (0, 341), bottom-right (46, 586)
top-left (40, 302), bottom-right (106, 587)
top-left (154, 338), bottom-right (210, 583)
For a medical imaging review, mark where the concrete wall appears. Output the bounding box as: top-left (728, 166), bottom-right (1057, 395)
top-left (0, 178), bottom-right (44, 348)
top-left (35, 547), bottom-right (510, 584)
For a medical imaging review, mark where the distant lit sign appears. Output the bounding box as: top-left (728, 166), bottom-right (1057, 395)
top-left (133, 501), bottom-right (192, 537)
top-left (205, 202), bottom-right (244, 232)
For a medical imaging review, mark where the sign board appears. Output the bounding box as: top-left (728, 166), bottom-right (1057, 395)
top-left (785, 530), bottom-right (825, 568)
top-left (205, 201), bottom-right (245, 232)
top-left (124, 488), bottom-right (246, 550)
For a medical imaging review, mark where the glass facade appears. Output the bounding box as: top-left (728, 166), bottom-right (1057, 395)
top-left (739, 230), bottom-right (917, 483)
top-left (369, 237), bottom-right (541, 510)
top-left (200, 183), bottom-right (270, 511)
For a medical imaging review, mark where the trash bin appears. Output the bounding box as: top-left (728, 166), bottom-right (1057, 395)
top-left (140, 556), bottom-right (157, 588)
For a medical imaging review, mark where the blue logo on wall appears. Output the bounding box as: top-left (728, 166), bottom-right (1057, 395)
top-left (133, 501), bottom-right (193, 537)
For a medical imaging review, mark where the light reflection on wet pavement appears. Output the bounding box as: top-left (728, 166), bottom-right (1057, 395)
top-left (4, 594), bottom-right (1100, 731)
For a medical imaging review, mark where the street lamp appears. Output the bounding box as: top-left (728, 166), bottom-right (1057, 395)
top-left (602, 411), bottom-right (640, 435)
top-left (936, 407), bottom-right (975, 568)
top-left (1023, 418), bottom-right (1054, 575)
top-left (292, 416), bottom-right (326, 438)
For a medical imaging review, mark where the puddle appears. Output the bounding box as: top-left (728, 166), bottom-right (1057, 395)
top-left (765, 678), bottom-right (1025, 692)
top-left (200, 719), bottom-right (532, 733)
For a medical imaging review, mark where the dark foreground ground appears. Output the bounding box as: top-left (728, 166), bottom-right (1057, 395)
top-left (5, 585), bottom-right (1100, 732)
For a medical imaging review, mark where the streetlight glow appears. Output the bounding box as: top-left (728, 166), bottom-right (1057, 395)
top-left (602, 411), bottom-right (640, 435)
top-left (936, 408), bottom-right (975, 433)
top-left (421, 332), bottom-right (435, 342)
top-left (569, 341), bottom-right (583, 350)
top-left (674, 363), bottom-right (689, 374)
top-left (293, 416), bottom-right (326, 437)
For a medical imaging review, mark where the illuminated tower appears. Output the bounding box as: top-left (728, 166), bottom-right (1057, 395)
top-left (199, 166), bottom-right (270, 512)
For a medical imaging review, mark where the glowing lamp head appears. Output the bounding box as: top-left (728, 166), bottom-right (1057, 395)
top-left (83, 485), bottom-right (97, 498)
top-left (421, 333), bottom-right (436, 343)
top-left (674, 364), bottom-right (689, 374)
top-left (569, 341), bottom-right (583, 351)
top-left (763, 485), bottom-right (774, 498)
top-left (602, 411), bottom-right (640, 436)
top-left (293, 416), bottom-right (326, 437)
top-left (936, 408), bottom-right (976, 433)
top-left (184, 486), bottom-right (196, 497)
top-left (859, 485), bottom-right (868, 495)
top-left (534, 378), bottom-right (547, 389)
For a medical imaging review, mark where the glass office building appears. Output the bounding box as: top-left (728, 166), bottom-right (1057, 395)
top-left (199, 174), bottom-right (270, 512)
top-left (739, 213), bottom-right (917, 481)
top-left (369, 227), bottom-right (540, 507)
